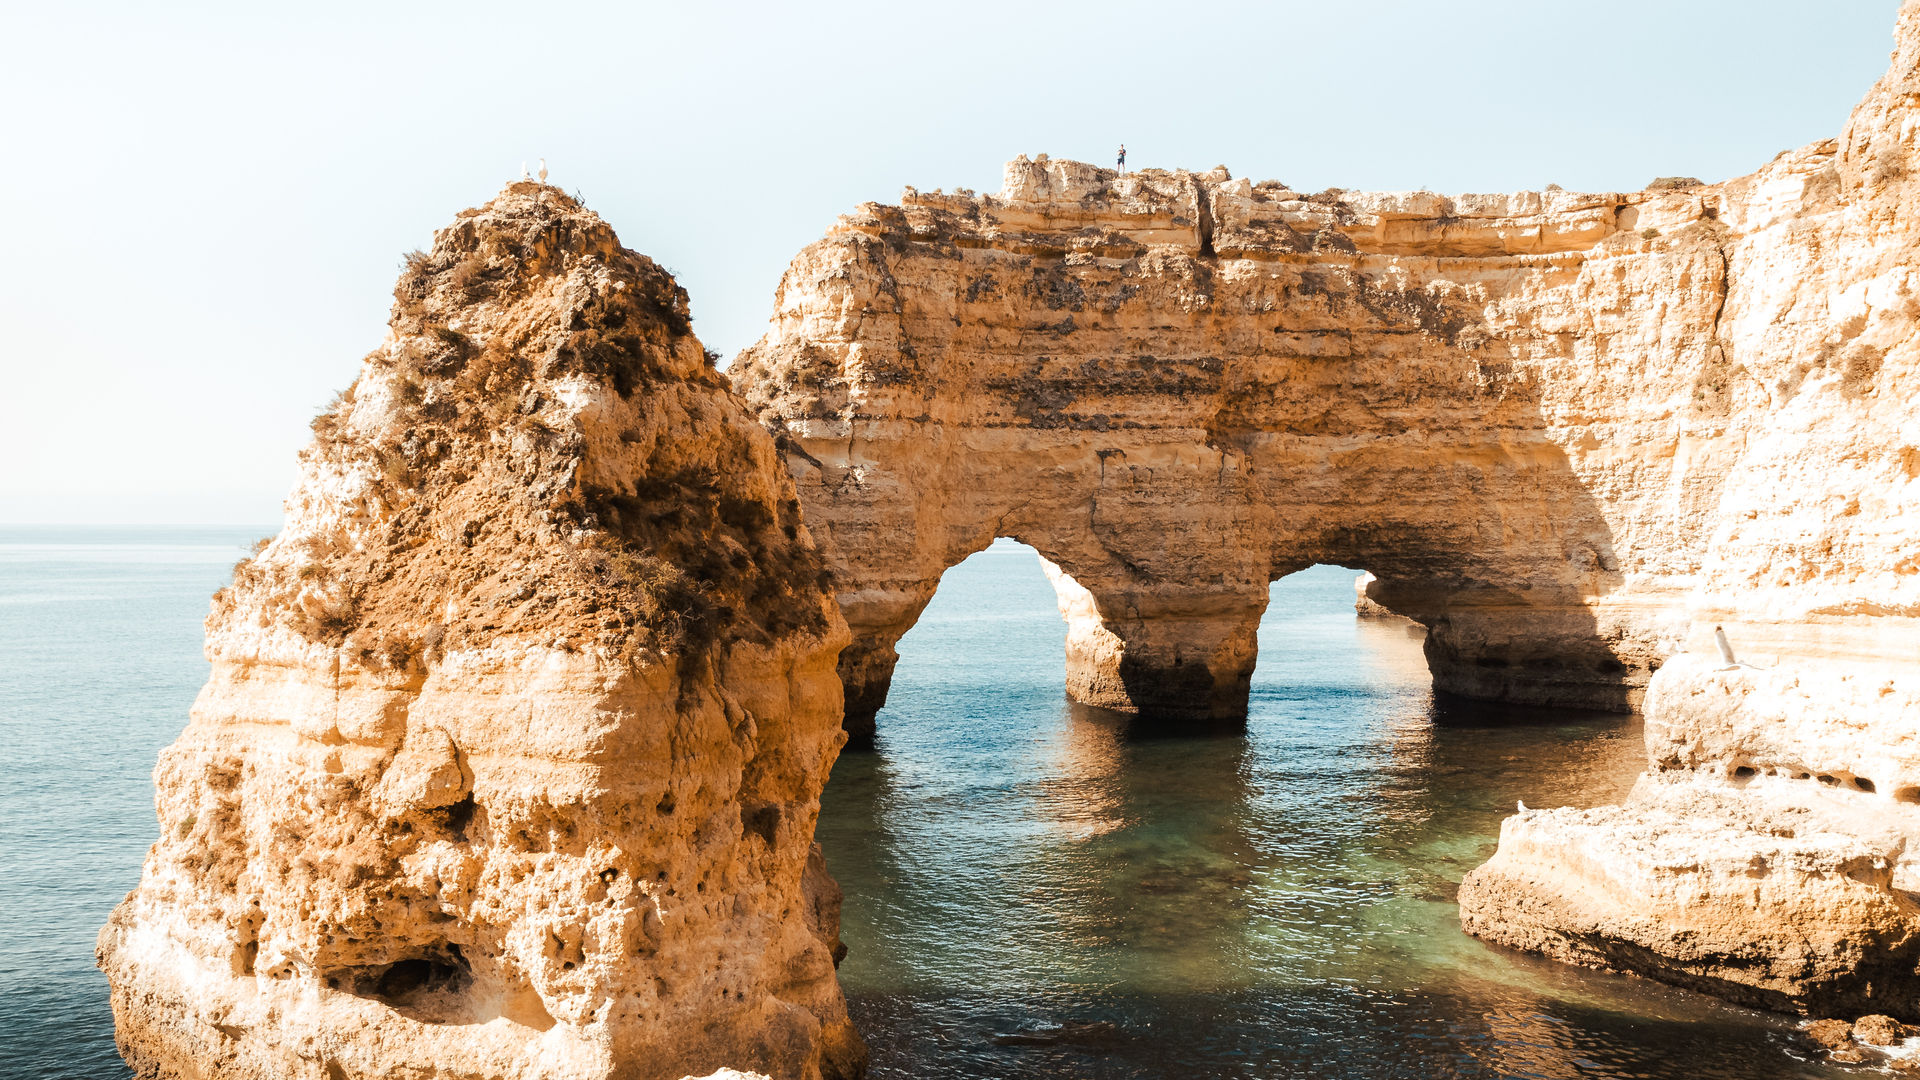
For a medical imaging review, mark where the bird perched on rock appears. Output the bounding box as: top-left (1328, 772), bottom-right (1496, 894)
top-left (1517, 800), bottom-right (1528, 812)
top-left (521, 161), bottom-right (530, 180)
top-left (539, 158), bottom-right (549, 183)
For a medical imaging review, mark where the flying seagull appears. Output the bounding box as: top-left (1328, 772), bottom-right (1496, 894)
top-left (1712, 625), bottom-right (1770, 670)
top-left (539, 158), bottom-right (549, 183)
top-left (1714, 624), bottom-right (1738, 667)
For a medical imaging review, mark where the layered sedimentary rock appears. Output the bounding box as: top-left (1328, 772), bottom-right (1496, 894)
top-left (729, 0), bottom-right (1920, 1020)
top-left (97, 185), bottom-right (863, 1079)
top-left (734, 108), bottom-right (1760, 738)
top-left (1461, 3), bottom-right (1920, 1018)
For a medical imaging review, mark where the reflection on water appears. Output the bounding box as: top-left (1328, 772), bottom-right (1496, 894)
top-left (817, 544), bottom-right (1841, 1080)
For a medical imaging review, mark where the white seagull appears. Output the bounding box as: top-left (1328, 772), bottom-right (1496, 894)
top-left (538, 158), bottom-right (549, 183)
top-left (1712, 624), bottom-right (1771, 671)
top-left (1517, 800), bottom-right (1528, 812)
top-left (521, 161), bottom-right (530, 180)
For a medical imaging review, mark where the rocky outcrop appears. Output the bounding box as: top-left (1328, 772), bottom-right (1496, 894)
top-left (1461, 1), bottom-right (1920, 1019)
top-left (97, 184), bottom-right (863, 1080)
top-left (727, 0), bottom-right (1920, 1022)
top-left (734, 111), bottom-right (1763, 738)
top-left (1354, 572), bottom-right (1396, 618)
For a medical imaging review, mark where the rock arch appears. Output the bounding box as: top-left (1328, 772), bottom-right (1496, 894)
top-left (732, 158), bottom-right (1720, 740)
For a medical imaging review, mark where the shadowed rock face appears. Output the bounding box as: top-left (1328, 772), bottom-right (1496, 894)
top-left (96, 185), bottom-right (863, 1080)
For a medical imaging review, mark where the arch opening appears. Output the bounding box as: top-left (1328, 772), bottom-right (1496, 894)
top-left (815, 554), bottom-right (1656, 1076)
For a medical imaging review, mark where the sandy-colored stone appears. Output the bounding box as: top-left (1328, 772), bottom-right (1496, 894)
top-left (734, 149), bottom-right (1715, 734)
top-left (97, 184), bottom-right (862, 1080)
top-left (1806, 1018), bottom-right (1857, 1052)
top-left (1460, 768), bottom-right (1920, 1015)
top-left (1856, 1015), bottom-right (1913, 1046)
top-left (726, 0), bottom-right (1920, 1023)
top-left (1460, 0), bottom-right (1920, 1019)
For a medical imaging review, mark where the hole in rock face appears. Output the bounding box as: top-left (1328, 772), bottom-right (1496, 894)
top-left (1855, 777), bottom-right (1877, 792)
top-left (443, 794), bottom-right (477, 841)
top-left (376, 958), bottom-right (448, 999)
top-left (743, 803), bottom-right (782, 847)
top-left (1818, 774), bottom-right (1840, 786)
top-left (656, 793), bottom-right (676, 815)
top-left (1732, 766), bottom-right (1757, 779)
top-left (326, 945), bottom-right (472, 1017)
top-left (1896, 786), bottom-right (1920, 804)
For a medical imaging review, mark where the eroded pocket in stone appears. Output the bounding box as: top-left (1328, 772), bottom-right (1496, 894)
top-left (323, 944), bottom-right (472, 1020)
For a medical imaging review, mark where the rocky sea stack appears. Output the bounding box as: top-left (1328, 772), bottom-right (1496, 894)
top-left (96, 183), bottom-right (863, 1080)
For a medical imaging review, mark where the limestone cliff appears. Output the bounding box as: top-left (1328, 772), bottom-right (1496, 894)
top-left (730, 0), bottom-right (1920, 1020)
top-left (1458, 1), bottom-right (1920, 1018)
top-left (734, 113), bottom-right (1749, 741)
top-left (97, 184), bottom-right (863, 1080)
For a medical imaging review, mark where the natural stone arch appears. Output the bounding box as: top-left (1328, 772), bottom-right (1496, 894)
top-left (733, 158), bottom-right (1697, 739)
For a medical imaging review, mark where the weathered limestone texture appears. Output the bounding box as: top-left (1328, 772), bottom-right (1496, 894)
top-left (733, 113), bottom-right (1752, 737)
top-left (1463, 2), bottom-right (1920, 1019)
top-left (730, 6), bottom-right (1920, 755)
top-left (97, 185), bottom-right (863, 1080)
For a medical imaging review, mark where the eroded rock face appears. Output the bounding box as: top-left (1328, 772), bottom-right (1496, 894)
top-left (728, 0), bottom-right (1920, 1020)
top-left (1461, 2), bottom-right (1920, 1018)
top-left (97, 184), bottom-right (863, 1080)
top-left (733, 111), bottom-right (1762, 738)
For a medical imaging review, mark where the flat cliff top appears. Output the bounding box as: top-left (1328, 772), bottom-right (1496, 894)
top-left (836, 151), bottom-right (1767, 262)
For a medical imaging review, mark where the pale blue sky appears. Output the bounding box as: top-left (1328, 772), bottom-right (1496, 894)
top-left (0, 1), bottom-right (1901, 523)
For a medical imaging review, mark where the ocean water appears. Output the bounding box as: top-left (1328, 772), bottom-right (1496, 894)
top-left (818, 542), bottom-right (1845, 1080)
top-left (0, 526), bottom-right (270, 1080)
top-left (0, 530), bottom-right (1844, 1079)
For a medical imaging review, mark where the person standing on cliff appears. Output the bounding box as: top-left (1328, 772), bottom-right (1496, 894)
top-left (1117, 144), bottom-right (1127, 174)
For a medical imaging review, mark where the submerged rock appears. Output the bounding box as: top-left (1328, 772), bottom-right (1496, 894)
top-left (97, 184), bottom-right (862, 1079)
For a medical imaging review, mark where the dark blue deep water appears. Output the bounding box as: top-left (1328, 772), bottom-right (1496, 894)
top-left (0, 531), bottom-right (1847, 1078)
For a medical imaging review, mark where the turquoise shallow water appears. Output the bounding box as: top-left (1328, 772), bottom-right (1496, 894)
top-left (818, 542), bottom-right (1845, 1080)
top-left (0, 530), bottom-right (1846, 1078)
